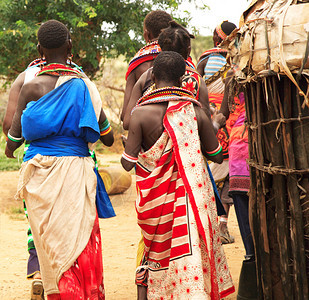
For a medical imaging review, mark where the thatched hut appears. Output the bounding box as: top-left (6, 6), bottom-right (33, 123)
top-left (225, 1), bottom-right (309, 298)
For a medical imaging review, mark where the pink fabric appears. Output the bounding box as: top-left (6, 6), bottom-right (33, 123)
top-left (228, 93), bottom-right (250, 193)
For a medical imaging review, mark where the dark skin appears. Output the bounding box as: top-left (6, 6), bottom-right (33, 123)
top-left (122, 45), bottom-right (214, 130)
top-left (122, 75), bottom-right (223, 300)
top-left (122, 61), bottom-right (153, 122)
top-left (3, 72), bottom-right (26, 136)
top-left (121, 24), bottom-right (157, 122)
top-left (121, 77), bottom-right (223, 172)
top-left (5, 40), bottom-right (113, 158)
top-left (218, 69), bottom-right (234, 119)
top-left (122, 66), bottom-right (227, 132)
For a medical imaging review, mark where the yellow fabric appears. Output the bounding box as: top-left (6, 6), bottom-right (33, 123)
top-left (136, 234), bottom-right (145, 268)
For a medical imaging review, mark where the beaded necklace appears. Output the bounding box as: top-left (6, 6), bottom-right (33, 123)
top-left (138, 86), bottom-right (194, 104)
top-left (37, 63), bottom-right (85, 77)
top-left (132, 87), bottom-right (200, 115)
top-left (27, 58), bottom-right (45, 68)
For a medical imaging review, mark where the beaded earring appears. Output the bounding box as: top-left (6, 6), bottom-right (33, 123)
top-left (40, 56), bottom-right (45, 70)
top-left (68, 53), bottom-right (73, 67)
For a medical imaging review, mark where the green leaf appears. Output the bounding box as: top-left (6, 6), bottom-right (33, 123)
top-left (0, 0), bottom-right (193, 81)
top-left (77, 21), bottom-right (88, 27)
top-left (85, 7), bottom-right (97, 18)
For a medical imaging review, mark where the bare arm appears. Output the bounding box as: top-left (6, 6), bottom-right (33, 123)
top-left (197, 58), bottom-right (207, 77)
top-left (121, 61), bottom-right (153, 123)
top-left (3, 72), bottom-right (25, 136)
top-left (197, 79), bottom-right (211, 119)
top-left (5, 76), bottom-right (58, 158)
top-left (121, 71), bottom-right (136, 122)
top-left (195, 106), bottom-right (223, 164)
top-left (122, 71), bottom-right (148, 130)
top-left (5, 83), bottom-right (35, 158)
top-left (121, 109), bottom-right (143, 171)
top-left (218, 69), bottom-right (234, 120)
top-left (98, 109), bottom-right (114, 147)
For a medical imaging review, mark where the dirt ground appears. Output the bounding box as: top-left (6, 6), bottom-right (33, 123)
top-left (0, 154), bottom-right (245, 299)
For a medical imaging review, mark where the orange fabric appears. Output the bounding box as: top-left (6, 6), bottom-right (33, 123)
top-left (208, 93), bottom-right (241, 136)
top-left (229, 121), bottom-right (248, 141)
top-left (208, 93), bottom-right (241, 159)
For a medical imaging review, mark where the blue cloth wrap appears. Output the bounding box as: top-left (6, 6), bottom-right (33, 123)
top-left (205, 160), bottom-right (226, 216)
top-left (94, 168), bottom-right (116, 219)
top-left (22, 78), bottom-right (100, 161)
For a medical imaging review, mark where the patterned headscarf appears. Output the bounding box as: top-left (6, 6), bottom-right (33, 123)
top-left (215, 21), bottom-right (237, 40)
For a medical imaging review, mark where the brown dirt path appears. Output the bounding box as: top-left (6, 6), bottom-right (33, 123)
top-left (0, 155), bottom-right (245, 299)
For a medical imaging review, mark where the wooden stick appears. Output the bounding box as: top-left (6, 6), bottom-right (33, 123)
top-left (292, 75), bottom-right (309, 292)
top-left (266, 76), bottom-right (292, 298)
top-left (248, 82), bottom-right (272, 299)
top-left (279, 77), bottom-right (308, 299)
top-left (245, 84), bottom-right (264, 299)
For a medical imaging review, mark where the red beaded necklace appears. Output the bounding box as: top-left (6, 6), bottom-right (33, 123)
top-left (36, 63), bottom-right (85, 77)
top-left (137, 86), bottom-right (195, 105)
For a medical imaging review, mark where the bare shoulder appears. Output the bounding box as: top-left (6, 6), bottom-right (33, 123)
top-left (138, 68), bottom-right (150, 83)
top-left (12, 71), bottom-right (26, 89)
top-left (197, 57), bottom-right (207, 76)
top-left (20, 75), bottom-right (58, 103)
top-left (135, 61), bottom-right (153, 79)
top-left (197, 58), bottom-right (207, 68)
top-left (129, 106), bottom-right (145, 126)
top-left (134, 70), bottom-right (148, 89)
top-left (131, 106), bottom-right (144, 117)
top-left (21, 77), bottom-right (44, 99)
top-left (131, 104), bottom-right (166, 125)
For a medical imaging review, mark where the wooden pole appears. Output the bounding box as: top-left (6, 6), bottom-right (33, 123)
top-left (264, 76), bottom-right (292, 298)
top-left (246, 82), bottom-right (272, 299)
top-left (293, 76), bottom-right (309, 286)
top-left (244, 74), bottom-right (309, 298)
top-left (278, 77), bottom-right (308, 299)
top-left (245, 84), bottom-right (263, 299)
top-left (255, 81), bottom-right (273, 299)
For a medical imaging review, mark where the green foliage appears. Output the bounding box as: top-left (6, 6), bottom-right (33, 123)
top-left (190, 35), bottom-right (213, 65)
top-left (10, 206), bottom-right (24, 215)
top-left (0, 0), bottom-right (189, 81)
top-left (9, 205), bottom-right (26, 220)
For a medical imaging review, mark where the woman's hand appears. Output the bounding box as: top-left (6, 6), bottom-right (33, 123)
top-left (5, 143), bottom-right (16, 159)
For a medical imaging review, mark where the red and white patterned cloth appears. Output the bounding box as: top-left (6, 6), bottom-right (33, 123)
top-left (135, 100), bottom-right (235, 299)
top-left (125, 41), bottom-right (161, 80)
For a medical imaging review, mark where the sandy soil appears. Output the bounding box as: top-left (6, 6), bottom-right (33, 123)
top-left (0, 155), bottom-right (245, 299)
